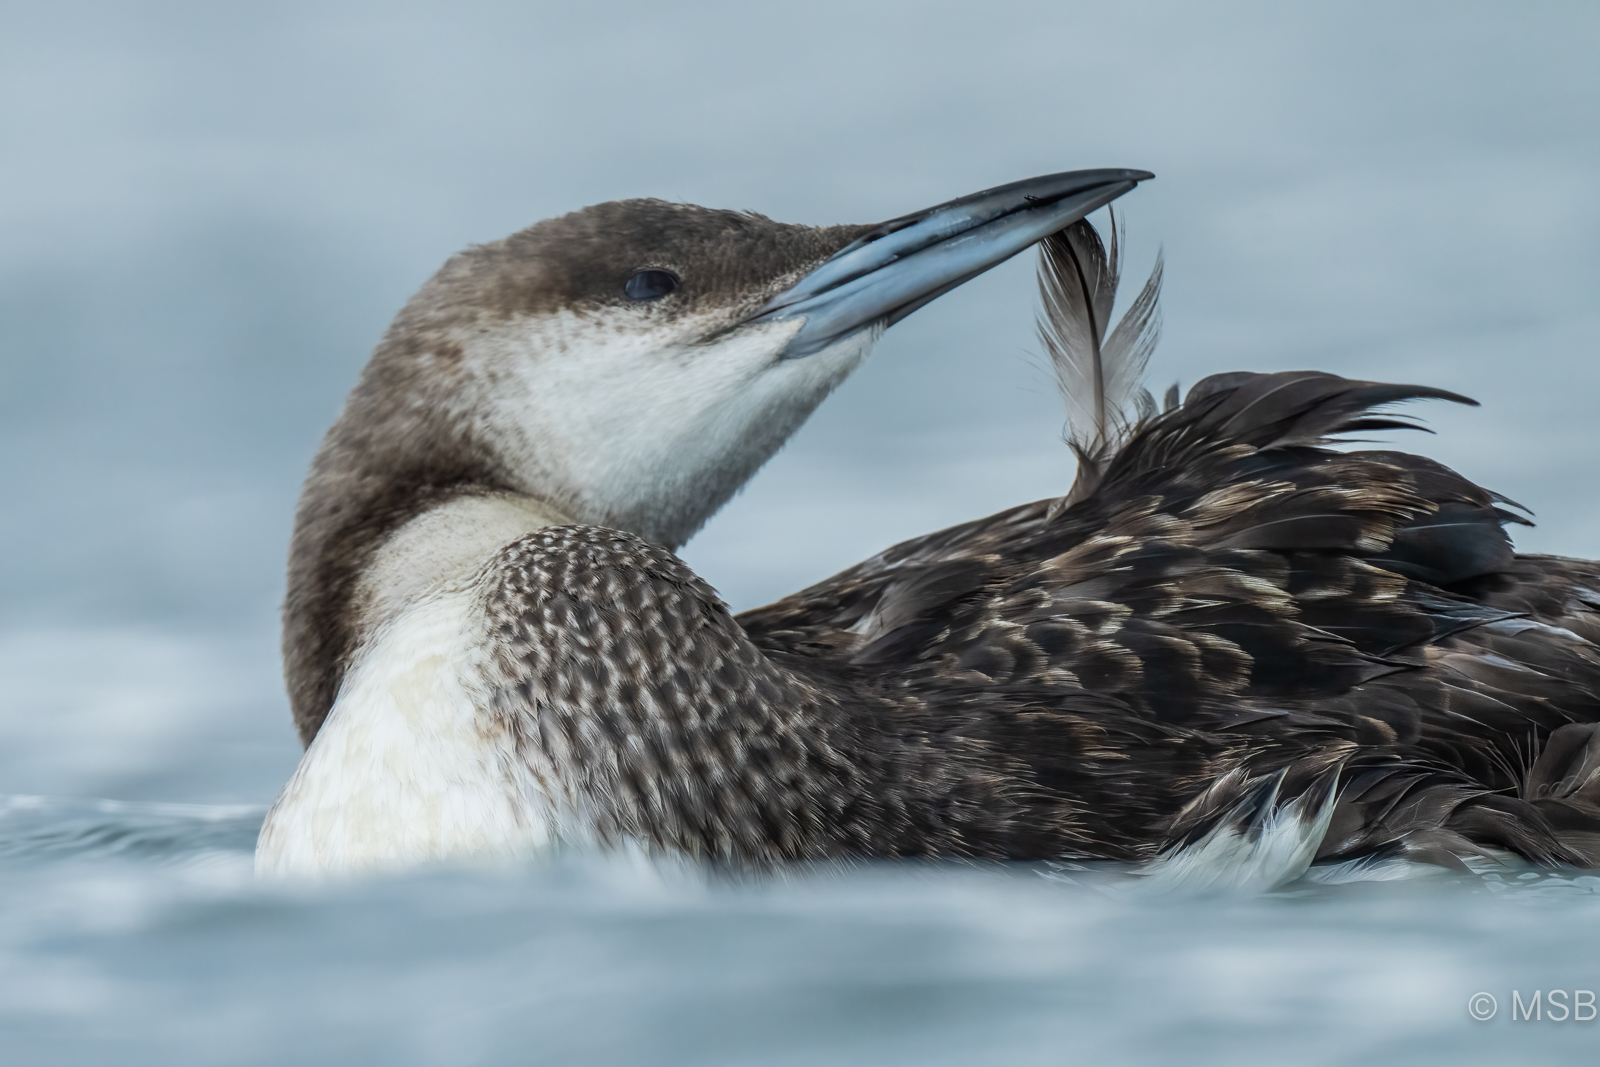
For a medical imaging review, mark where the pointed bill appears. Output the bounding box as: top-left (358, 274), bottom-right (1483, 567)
top-left (750, 168), bottom-right (1154, 357)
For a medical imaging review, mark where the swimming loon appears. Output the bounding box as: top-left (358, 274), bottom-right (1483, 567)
top-left (258, 170), bottom-right (1600, 881)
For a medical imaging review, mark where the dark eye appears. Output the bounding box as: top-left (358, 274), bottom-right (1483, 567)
top-left (624, 269), bottom-right (680, 302)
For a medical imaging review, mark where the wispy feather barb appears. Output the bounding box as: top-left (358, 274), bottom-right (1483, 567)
top-left (1037, 213), bottom-right (1164, 505)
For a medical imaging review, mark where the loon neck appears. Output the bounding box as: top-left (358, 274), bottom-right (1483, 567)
top-left (358, 492), bottom-right (580, 630)
top-left (282, 433), bottom-right (577, 746)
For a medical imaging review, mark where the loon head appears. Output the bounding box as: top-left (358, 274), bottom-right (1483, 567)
top-left (312, 169), bottom-right (1153, 548)
top-left (363, 199), bottom-right (872, 551)
top-left (287, 169), bottom-right (1151, 743)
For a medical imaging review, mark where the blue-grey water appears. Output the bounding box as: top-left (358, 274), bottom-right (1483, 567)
top-left (5, 798), bottom-right (1600, 1065)
top-left (3, 1), bottom-right (1599, 1062)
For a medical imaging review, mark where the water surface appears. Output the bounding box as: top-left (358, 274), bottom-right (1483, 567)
top-left (3, 796), bottom-right (1597, 1065)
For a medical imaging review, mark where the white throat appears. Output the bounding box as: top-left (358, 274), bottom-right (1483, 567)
top-left (455, 313), bottom-right (878, 547)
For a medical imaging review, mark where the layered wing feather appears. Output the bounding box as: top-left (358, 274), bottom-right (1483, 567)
top-left (738, 370), bottom-right (1600, 866)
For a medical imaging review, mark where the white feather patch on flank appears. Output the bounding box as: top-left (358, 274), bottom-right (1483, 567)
top-left (1134, 777), bottom-right (1339, 896)
top-left (256, 585), bottom-right (560, 879)
top-left (1298, 854), bottom-right (1448, 884)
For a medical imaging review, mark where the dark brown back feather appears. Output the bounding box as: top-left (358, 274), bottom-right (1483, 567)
top-left (736, 370), bottom-right (1600, 866)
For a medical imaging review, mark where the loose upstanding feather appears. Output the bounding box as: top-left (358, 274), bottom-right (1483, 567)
top-left (1037, 213), bottom-right (1164, 506)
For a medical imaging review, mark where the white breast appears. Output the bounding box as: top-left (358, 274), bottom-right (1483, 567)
top-left (255, 587), bottom-right (561, 878)
top-left (256, 494), bottom-right (575, 879)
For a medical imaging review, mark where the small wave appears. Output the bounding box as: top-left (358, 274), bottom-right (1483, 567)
top-left (0, 794), bottom-right (263, 865)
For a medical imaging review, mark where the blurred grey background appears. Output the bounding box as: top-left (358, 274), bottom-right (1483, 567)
top-left (2, 0), bottom-right (1596, 804)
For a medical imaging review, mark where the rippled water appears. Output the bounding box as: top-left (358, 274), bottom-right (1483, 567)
top-left (3, 796), bottom-right (1598, 1065)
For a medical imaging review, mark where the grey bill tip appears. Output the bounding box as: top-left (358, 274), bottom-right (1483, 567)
top-left (754, 168), bottom-right (1154, 358)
